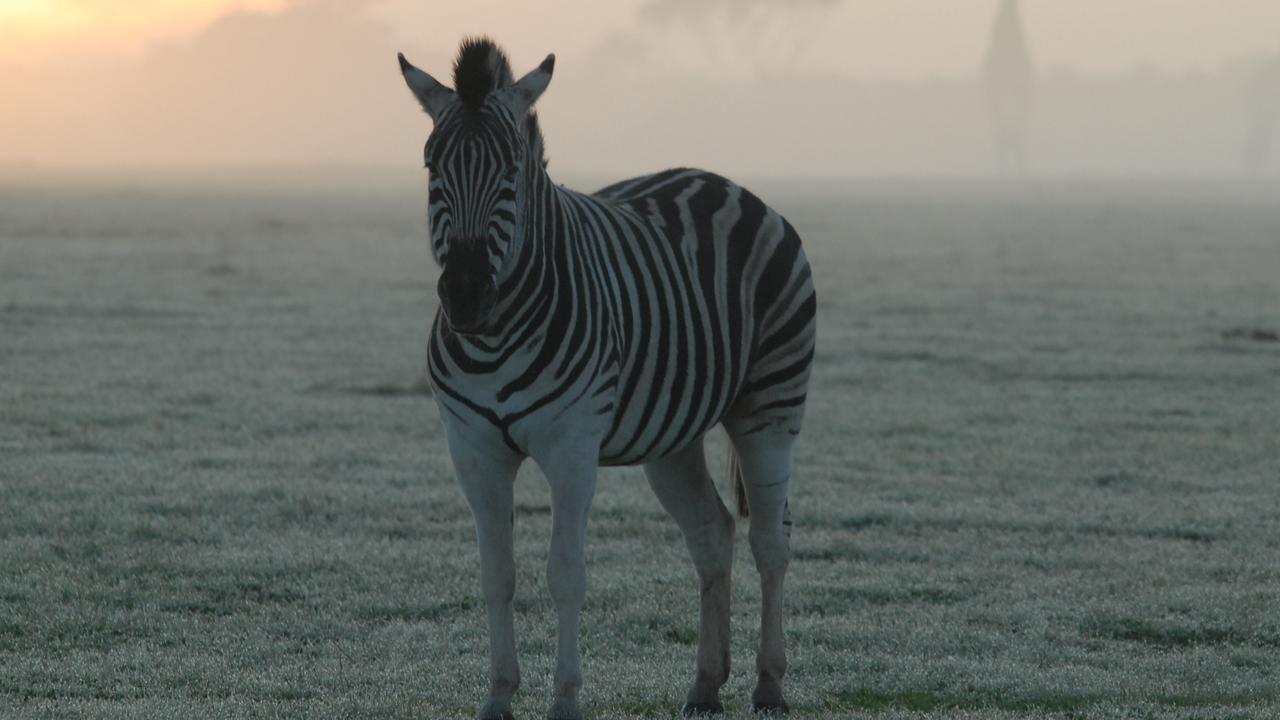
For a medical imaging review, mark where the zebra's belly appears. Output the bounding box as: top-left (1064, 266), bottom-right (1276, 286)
top-left (596, 366), bottom-right (733, 466)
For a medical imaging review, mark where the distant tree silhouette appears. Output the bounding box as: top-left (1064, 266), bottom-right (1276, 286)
top-left (633, 0), bottom-right (840, 77)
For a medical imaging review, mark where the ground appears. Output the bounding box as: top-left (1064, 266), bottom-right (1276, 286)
top-left (1, 178), bottom-right (1278, 718)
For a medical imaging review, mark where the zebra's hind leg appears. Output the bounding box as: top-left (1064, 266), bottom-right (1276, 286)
top-left (642, 439), bottom-right (736, 717)
top-left (724, 417), bottom-right (797, 716)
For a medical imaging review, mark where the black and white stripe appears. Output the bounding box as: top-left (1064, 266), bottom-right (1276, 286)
top-left (422, 95), bottom-right (815, 464)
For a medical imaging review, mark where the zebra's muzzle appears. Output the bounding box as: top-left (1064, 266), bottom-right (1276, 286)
top-left (438, 264), bottom-right (498, 336)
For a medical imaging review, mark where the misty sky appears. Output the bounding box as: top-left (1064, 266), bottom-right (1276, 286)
top-left (2, 0), bottom-right (1279, 177)
top-left (4, 0), bottom-right (1278, 74)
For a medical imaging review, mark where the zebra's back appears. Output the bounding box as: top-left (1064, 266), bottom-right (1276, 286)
top-left (581, 169), bottom-right (816, 465)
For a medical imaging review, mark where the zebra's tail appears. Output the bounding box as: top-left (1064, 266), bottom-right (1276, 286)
top-left (729, 446), bottom-right (749, 519)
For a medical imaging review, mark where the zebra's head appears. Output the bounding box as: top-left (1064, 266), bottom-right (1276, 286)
top-left (398, 38), bottom-right (554, 335)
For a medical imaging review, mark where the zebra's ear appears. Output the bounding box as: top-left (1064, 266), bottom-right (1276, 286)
top-left (399, 52), bottom-right (454, 120)
top-left (498, 53), bottom-right (555, 117)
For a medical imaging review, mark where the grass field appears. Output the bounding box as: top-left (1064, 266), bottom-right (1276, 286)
top-left (2, 178), bottom-right (1279, 719)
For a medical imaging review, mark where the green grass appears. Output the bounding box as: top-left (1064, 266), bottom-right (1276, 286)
top-left (831, 687), bottom-right (1280, 716)
top-left (2, 182), bottom-right (1280, 718)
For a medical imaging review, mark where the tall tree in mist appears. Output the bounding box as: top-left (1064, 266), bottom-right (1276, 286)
top-left (982, 0), bottom-right (1034, 174)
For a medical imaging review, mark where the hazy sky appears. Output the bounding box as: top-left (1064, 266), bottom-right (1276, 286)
top-left (2, 1), bottom-right (1279, 177)
top-left (3, 0), bottom-right (1278, 74)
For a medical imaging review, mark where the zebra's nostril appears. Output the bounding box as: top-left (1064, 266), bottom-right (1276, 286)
top-left (436, 277), bottom-right (453, 316)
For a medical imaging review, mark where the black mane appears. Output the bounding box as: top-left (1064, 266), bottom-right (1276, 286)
top-left (453, 37), bottom-right (514, 110)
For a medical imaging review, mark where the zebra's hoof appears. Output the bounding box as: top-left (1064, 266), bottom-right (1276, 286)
top-left (682, 701), bottom-right (725, 716)
top-left (751, 699), bottom-right (790, 716)
top-left (546, 696), bottom-right (583, 720)
top-left (479, 700), bottom-right (515, 720)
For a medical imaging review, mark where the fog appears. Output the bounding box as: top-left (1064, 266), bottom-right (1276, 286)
top-left (2, 0), bottom-right (1278, 181)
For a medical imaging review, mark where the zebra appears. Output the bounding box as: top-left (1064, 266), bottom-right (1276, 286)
top-left (398, 38), bottom-right (815, 720)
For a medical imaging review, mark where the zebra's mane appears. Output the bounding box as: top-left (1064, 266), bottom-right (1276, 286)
top-left (453, 37), bottom-right (514, 110)
top-left (451, 36), bottom-right (546, 165)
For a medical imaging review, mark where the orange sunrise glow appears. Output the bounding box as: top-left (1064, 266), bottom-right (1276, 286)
top-left (0, 0), bottom-right (289, 63)
top-left (1, 1), bottom-right (1278, 175)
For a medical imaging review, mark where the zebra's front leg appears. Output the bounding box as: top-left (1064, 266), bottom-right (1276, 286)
top-left (451, 438), bottom-right (524, 720)
top-left (538, 448), bottom-right (599, 720)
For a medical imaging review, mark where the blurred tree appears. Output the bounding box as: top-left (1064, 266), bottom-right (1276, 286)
top-left (983, 0), bottom-right (1034, 175)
